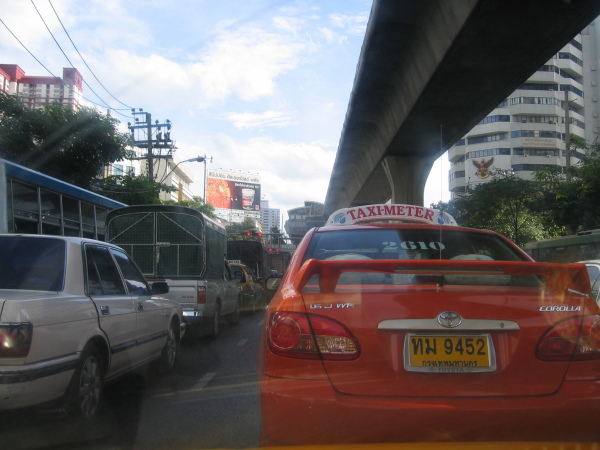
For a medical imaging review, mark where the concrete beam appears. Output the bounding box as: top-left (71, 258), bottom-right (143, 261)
top-left (324, 0), bottom-right (600, 216)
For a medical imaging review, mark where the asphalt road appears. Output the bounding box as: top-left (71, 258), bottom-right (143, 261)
top-left (0, 311), bottom-right (266, 450)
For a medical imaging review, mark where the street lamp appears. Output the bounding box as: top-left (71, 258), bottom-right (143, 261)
top-left (158, 155), bottom-right (213, 202)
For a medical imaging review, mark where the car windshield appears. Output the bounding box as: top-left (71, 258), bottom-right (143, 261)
top-left (301, 228), bottom-right (541, 289)
top-left (304, 228), bottom-right (528, 262)
top-left (0, 236), bottom-right (65, 291)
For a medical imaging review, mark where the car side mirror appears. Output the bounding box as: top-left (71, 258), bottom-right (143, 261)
top-left (150, 281), bottom-right (169, 295)
top-left (265, 276), bottom-right (282, 292)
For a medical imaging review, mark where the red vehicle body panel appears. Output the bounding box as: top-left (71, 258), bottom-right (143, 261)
top-left (260, 222), bottom-right (600, 446)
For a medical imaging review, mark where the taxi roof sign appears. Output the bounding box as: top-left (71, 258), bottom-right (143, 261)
top-left (324, 204), bottom-right (457, 227)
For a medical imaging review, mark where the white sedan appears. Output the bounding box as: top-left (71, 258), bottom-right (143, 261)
top-left (0, 234), bottom-right (185, 418)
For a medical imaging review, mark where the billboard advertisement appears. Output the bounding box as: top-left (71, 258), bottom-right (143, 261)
top-left (207, 169), bottom-right (261, 221)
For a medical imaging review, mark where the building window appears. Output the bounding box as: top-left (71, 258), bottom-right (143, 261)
top-left (449, 171), bottom-right (465, 181)
top-left (513, 148), bottom-right (558, 157)
top-left (510, 97), bottom-right (563, 107)
top-left (519, 83), bottom-right (559, 91)
top-left (512, 164), bottom-right (556, 172)
top-left (511, 130), bottom-right (561, 139)
top-left (467, 133), bottom-right (508, 145)
top-left (477, 115), bottom-right (510, 125)
top-left (466, 148), bottom-right (510, 159)
top-left (558, 52), bottom-right (583, 66)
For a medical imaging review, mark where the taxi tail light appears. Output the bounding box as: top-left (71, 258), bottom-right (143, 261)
top-left (243, 285), bottom-right (251, 292)
top-left (197, 285), bottom-right (207, 304)
top-left (537, 315), bottom-right (600, 361)
top-left (268, 312), bottom-right (359, 360)
top-left (0, 323), bottom-right (33, 358)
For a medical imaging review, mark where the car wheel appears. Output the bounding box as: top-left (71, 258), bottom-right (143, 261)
top-left (229, 297), bottom-right (241, 326)
top-left (160, 321), bottom-right (179, 372)
top-left (211, 301), bottom-right (221, 337)
top-left (68, 344), bottom-right (103, 419)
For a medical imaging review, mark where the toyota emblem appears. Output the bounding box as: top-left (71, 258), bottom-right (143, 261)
top-left (437, 311), bottom-right (462, 328)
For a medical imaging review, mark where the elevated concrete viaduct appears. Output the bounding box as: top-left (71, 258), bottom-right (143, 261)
top-left (323, 0), bottom-right (600, 216)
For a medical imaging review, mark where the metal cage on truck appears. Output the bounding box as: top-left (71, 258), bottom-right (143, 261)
top-left (105, 205), bottom-right (226, 279)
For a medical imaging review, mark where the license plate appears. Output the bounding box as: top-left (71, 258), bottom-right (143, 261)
top-left (404, 334), bottom-right (496, 373)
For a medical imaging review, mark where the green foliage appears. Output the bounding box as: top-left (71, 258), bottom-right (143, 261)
top-left (93, 175), bottom-right (174, 205)
top-left (432, 137), bottom-right (600, 244)
top-left (436, 171), bottom-right (556, 247)
top-left (0, 92), bottom-right (130, 190)
top-left (534, 137), bottom-right (600, 234)
top-left (227, 217), bottom-right (260, 240)
top-left (162, 196), bottom-right (216, 218)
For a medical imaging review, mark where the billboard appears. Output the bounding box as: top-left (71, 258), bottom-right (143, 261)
top-left (207, 169), bottom-right (261, 221)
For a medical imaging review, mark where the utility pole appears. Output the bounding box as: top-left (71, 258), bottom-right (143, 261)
top-left (127, 109), bottom-right (175, 181)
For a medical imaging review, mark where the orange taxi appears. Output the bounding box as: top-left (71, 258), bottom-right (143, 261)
top-left (260, 204), bottom-right (600, 446)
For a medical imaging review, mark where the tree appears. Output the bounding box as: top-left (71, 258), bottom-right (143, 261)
top-left (0, 92), bottom-right (129, 189)
top-left (93, 175), bottom-right (174, 205)
top-left (535, 137), bottom-right (600, 233)
top-left (162, 196), bottom-right (216, 218)
top-left (270, 226), bottom-right (283, 246)
top-left (435, 171), bottom-right (555, 246)
top-left (227, 217), bottom-right (260, 240)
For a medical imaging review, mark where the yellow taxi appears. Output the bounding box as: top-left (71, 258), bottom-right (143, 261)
top-left (230, 262), bottom-right (265, 314)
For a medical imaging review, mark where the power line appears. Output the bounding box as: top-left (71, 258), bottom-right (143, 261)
top-left (0, 14), bottom-right (132, 119)
top-left (47, 0), bottom-right (134, 110)
top-left (0, 17), bottom-right (55, 78)
top-left (30, 1), bottom-right (116, 114)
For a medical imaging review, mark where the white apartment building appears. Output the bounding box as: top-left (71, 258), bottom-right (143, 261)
top-left (448, 18), bottom-right (600, 195)
top-left (260, 198), bottom-right (281, 234)
top-left (0, 64), bottom-right (83, 110)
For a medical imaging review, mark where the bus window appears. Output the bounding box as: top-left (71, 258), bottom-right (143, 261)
top-left (63, 196), bottom-right (80, 236)
top-left (12, 181), bottom-right (39, 234)
top-left (40, 189), bottom-right (61, 235)
top-left (81, 202), bottom-right (96, 239)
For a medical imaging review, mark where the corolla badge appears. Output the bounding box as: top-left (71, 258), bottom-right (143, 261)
top-left (437, 311), bottom-right (462, 328)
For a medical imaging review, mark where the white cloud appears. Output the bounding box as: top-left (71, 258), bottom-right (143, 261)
top-left (178, 135), bottom-right (336, 213)
top-left (93, 25), bottom-right (308, 110)
top-left (193, 28), bottom-right (306, 102)
top-left (329, 13), bottom-right (369, 35)
top-left (224, 110), bottom-right (292, 129)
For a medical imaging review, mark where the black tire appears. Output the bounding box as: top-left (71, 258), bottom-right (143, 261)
top-left (210, 301), bottom-right (221, 337)
top-left (68, 344), bottom-right (104, 419)
top-left (229, 297), bottom-right (241, 326)
top-left (160, 321), bottom-right (179, 373)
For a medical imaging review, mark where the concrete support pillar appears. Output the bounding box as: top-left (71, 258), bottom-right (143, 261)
top-left (382, 155), bottom-right (437, 206)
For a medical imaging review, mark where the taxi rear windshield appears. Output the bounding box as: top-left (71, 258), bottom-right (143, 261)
top-left (0, 237), bottom-right (66, 291)
top-left (302, 228), bottom-right (537, 288)
top-left (304, 229), bottom-right (527, 262)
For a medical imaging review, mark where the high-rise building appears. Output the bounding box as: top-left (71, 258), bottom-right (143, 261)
top-left (448, 19), bottom-right (598, 195)
top-left (0, 64), bottom-right (83, 110)
top-left (260, 198), bottom-right (281, 235)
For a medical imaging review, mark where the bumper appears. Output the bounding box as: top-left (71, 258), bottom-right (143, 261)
top-left (261, 375), bottom-right (600, 446)
top-left (0, 356), bottom-right (77, 410)
top-left (182, 311), bottom-right (203, 325)
top-left (182, 311), bottom-right (205, 336)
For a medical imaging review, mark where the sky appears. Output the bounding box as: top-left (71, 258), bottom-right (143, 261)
top-left (0, 0), bottom-right (450, 220)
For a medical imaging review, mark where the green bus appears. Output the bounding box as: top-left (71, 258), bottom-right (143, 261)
top-left (523, 230), bottom-right (600, 263)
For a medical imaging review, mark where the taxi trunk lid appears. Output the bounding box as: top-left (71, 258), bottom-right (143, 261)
top-left (295, 258), bottom-right (595, 398)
